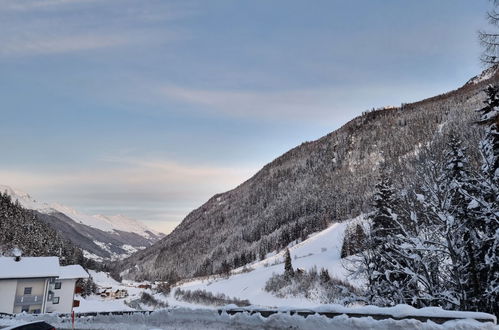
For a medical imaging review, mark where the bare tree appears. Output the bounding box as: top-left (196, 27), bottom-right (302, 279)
top-left (480, 1), bottom-right (499, 66)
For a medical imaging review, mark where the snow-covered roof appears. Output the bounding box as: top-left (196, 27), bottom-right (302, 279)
top-left (59, 265), bottom-right (89, 280)
top-left (0, 256), bottom-right (60, 279)
top-left (0, 257), bottom-right (89, 280)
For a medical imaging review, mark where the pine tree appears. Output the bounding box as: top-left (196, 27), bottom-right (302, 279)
top-left (341, 223), bottom-right (366, 258)
top-left (443, 135), bottom-right (481, 311)
top-left (416, 135), bottom-right (481, 310)
top-left (319, 268), bottom-right (331, 283)
top-left (475, 85), bottom-right (499, 316)
top-left (363, 174), bottom-right (414, 306)
top-left (284, 248), bottom-right (294, 277)
top-left (478, 85), bottom-right (499, 181)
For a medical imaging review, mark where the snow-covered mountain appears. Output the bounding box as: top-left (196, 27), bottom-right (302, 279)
top-left (0, 184), bottom-right (164, 261)
top-left (120, 66), bottom-right (499, 281)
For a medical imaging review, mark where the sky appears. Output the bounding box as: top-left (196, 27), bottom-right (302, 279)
top-left (0, 0), bottom-right (492, 234)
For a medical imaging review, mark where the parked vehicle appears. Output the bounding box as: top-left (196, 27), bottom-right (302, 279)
top-left (1, 321), bottom-right (56, 330)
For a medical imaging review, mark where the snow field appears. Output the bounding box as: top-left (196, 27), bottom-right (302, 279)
top-left (175, 218), bottom-right (361, 307)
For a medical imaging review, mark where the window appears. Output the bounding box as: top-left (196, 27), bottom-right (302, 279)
top-left (21, 306), bottom-right (29, 313)
top-left (54, 281), bottom-right (62, 290)
top-left (23, 287), bottom-right (32, 295)
top-left (52, 297), bottom-right (60, 304)
top-left (47, 292), bottom-right (53, 301)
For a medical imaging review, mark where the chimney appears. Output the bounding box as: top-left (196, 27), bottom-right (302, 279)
top-left (12, 247), bottom-right (22, 262)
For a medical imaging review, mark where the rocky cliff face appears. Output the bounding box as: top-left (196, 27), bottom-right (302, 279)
top-left (120, 67), bottom-right (499, 281)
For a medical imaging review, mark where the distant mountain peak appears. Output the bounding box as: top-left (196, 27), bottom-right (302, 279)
top-left (0, 184), bottom-right (164, 251)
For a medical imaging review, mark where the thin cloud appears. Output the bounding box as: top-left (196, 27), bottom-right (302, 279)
top-left (158, 83), bottom-right (451, 123)
top-left (0, 0), bottom-right (190, 57)
top-left (0, 34), bottom-right (130, 56)
top-left (0, 0), bottom-right (97, 11)
top-left (0, 159), bottom-right (256, 190)
top-left (160, 86), bottom-right (344, 119)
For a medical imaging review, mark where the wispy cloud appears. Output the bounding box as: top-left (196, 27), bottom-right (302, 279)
top-left (0, 34), bottom-right (130, 56)
top-left (0, 0), bottom-right (97, 11)
top-left (160, 85), bottom-right (347, 120)
top-left (0, 158), bottom-right (255, 192)
top-left (158, 83), bottom-right (451, 123)
top-left (0, 0), bottom-right (190, 56)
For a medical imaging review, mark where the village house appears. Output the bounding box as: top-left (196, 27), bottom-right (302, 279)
top-left (99, 287), bottom-right (128, 299)
top-left (0, 255), bottom-right (88, 314)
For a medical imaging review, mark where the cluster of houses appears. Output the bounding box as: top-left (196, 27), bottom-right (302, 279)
top-left (0, 255), bottom-right (89, 315)
top-left (99, 287), bottom-right (128, 299)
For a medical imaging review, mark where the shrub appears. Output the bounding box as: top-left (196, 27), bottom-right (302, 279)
top-left (265, 266), bottom-right (360, 304)
top-left (155, 282), bottom-right (171, 295)
top-left (140, 292), bottom-right (168, 308)
top-left (174, 288), bottom-right (250, 307)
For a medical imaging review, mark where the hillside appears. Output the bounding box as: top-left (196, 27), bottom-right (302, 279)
top-left (172, 217), bottom-right (357, 308)
top-left (0, 185), bottom-right (164, 261)
top-left (120, 66), bottom-right (499, 281)
top-left (0, 191), bottom-right (83, 265)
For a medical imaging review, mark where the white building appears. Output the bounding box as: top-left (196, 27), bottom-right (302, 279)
top-left (0, 256), bottom-right (88, 315)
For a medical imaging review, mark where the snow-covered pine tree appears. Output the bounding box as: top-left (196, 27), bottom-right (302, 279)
top-left (341, 223), bottom-right (366, 258)
top-left (416, 135), bottom-right (480, 310)
top-left (284, 248), bottom-right (294, 277)
top-left (395, 189), bottom-right (444, 308)
top-left (362, 174), bottom-right (415, 306)
top-left (475, 85), bottom-right (499, 316)
top-left (444, 135), bottom-right (482, 311)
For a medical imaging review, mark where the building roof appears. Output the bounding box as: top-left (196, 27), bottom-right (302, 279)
top-left (0, 256), bottom-right (60, 279)
top-left (58, 265), bottom-right (89, 279)
top-left (0, 257), bottom-right (89, 280)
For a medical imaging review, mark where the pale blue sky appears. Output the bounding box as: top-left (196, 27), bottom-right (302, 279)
top-left (0, 0), bottom-right (491, 233)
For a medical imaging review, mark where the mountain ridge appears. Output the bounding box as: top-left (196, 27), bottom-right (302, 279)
top-left (120, 67), bottom-right (498, 281)
top-left (0, 184), bottom-right (164, 261)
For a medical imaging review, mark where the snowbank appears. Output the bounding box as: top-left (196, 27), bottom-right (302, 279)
top-left (0, 308), bottom-right (496, 330)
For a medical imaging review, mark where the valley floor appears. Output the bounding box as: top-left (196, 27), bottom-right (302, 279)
top-left (1, 219), bottom-right (496, 329)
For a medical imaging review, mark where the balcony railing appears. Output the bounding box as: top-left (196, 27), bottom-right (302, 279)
top-left (14, 295), bottom-right (43, 306)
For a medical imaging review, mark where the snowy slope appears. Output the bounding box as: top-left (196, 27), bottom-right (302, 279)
top-left (175, 217), bottom-right (365, 308)
top-left (0, 184), bottom-right (161, 239)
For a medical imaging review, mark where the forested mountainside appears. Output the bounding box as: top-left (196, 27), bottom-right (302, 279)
top-left (37, 211), bottom-right (158, 261)
top-left (0, 185), bottom-right (163, 261)
top-left (120, 66), bottom-right (499, 281)
top-left (0, 192), bottom-right (83, 266)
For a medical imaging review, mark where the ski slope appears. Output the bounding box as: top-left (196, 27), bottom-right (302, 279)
top-left (176, 217), bottom-right (364, 308)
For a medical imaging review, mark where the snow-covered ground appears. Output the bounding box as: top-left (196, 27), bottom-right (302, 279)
top-left (0, 307), bottom-right (496, 330)
top-left (74, 270), bottom-right (153, 313)
top-left (174, 217), bottom-right (361, 308)
top-left (0, 308), bottom-right (499, 330)
top-left (67, 218), bottom-right (359, 314)
top-left (11, 218), bottom-right (491, 330)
